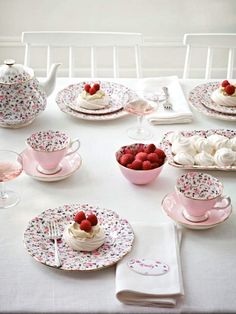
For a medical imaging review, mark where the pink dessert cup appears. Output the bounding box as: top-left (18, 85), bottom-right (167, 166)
top-left (115, 143), bottom-right (166, 185)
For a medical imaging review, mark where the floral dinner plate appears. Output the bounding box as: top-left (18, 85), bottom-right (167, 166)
top-left (56, 81), bottom-right (138, 121)
top-left (189, 82), bottom-right (236, 121)
top-left (23, 204), bottom-right (134, 271)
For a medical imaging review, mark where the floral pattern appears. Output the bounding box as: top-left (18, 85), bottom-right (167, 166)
top-left (176, 172), bottom-right (223, 200)
top-left (23, 204), bottom-right (134, 271)
top-left (160, 129), bottom-right (236, 171)
top-left (26, 130), bottom-right (70, 152)
top-left (56, 81), bottom-right (138, 121)
top-left (0, 78), bottom-right (46, 127)
top-left (189, 82), bottom-right (236, 121)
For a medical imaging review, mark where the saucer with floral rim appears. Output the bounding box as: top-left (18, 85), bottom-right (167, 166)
top-left (20, 148), bottom-right (82, 182)
top-left (161, 191), bottom-right (232, 230)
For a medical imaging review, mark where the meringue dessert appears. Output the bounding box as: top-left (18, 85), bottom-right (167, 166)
top-left (77, 83), bottom-right (110, 110)
top-left (169, 131), bottom-right (236, 167)
top-left (63, 211), bottom-right (105, 251)
top-left (211, 80), bottom-right (236, 107)
top-left (214, 148), bottom-right (235, 167)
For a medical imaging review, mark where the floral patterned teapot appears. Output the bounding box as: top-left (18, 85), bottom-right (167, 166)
top-left (0, 59), bottom-right (61, 128)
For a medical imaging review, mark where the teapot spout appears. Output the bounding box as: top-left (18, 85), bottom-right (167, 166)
top-left (39, 63), bottom-right (61, 97)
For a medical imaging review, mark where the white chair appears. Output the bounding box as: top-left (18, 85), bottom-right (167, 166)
top-left (183, 33), bottom-right (236, 79)
top-left (21, 31), bottom-right (143, 78)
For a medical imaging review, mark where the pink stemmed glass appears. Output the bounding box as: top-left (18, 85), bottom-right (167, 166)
top-left (124, 97), bottom-right (157, 140)
top-left (0, 150), bottom-right (23, 208)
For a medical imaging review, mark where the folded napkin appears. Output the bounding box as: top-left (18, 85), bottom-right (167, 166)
top-left (139, 76), bottom-right (193, 125)
top-left (116, 222), bottom-right (184, 307)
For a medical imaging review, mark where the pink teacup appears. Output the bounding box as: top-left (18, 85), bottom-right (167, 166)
top-left (175, 172), bottom-right (231, 222)
top-left (26, 130), bottom-right (80, 174)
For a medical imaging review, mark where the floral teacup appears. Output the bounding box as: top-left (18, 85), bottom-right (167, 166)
top-left (175, 172), bottom-right (231, 222)
top-left (26, 130), bottom-right (80, 174)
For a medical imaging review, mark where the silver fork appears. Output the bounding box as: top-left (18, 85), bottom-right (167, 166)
top-left (48, 221), bottom-right (62, 268)
top-left (162, 87), bottom-right (173, 110)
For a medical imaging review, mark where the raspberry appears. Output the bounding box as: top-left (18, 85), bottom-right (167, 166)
top-left (131, 159), bottom-right (142, 170)
top-left (135, 152), bottom-right (148, 161)
top-left (144, 144), bottom-right (156, 153)
top-left (119, 153), bottom-right (134, 166)
top-left (74, 211), bottom-right (86, 223)
top-left (137, 144), bottom-right (145, 153)
top-left (89, 87), bottom-right (97, 95)
top-left (87, 214), bottom-right (98, 226)
top-left (80, 219), bottom-right (92, 232)
top-left (221, 80), bottom-right (230, 88)
top-left (127, 163), bottom-right (133, 169)
top-left (93, 83), bottom-right (100, 91)
top-left (84, 84), bottom-right (91, 93)
top-left (151, 162), bottom-right (161, 169)
top-left (124, 148), bottom-right (133, 155)
top-left (225, 84), bottom-right (235, 95)
top-left (147, 152), bottom-right (159, 163)
top-left (154, 148), bottom-right (166, 160)
top-left (142, 160), bottom-right (152, 170)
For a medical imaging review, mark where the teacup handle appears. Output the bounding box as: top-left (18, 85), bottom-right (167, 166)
top-left (65, 138), bottom-right (80, 157)
top-left (213, 195), bottom-right (231, 210)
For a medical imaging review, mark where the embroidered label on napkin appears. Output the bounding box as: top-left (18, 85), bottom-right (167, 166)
top-left (127, 258), bottom-right (169, 276)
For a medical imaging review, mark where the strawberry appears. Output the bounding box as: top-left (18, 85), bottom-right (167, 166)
top-left (147, 152), bottom-right (159, 163)
top-left (124, 148), bottom-right (133, 155)
top-left (135, 152), bottom-right (148, 161)
top-left (89, 87), bottom-right (97, 95)
top-left (93, 83), bottom-right (100, 91)
top-left (225, 84), bottom-right (235, 95)
top-left (80, 219), bottom-right (92, 232)
top-left (119, 153), bottom-right (134, 166)
top-left (87, 213), bottom-right (98, 226)
top-left (84, 84), bottom-right (91, 93)
top-left (142, 160), bottom-right (152, 170)
top-left (131, 159), bottom-right (142, 170)
top-left (221, 80), bottom-right (230, 88)
top-left (144, 143), bottom-right (156, 153)
top-left (74, 211), bottom-right (86, 223)
top-left (154, 148), bottom-right (166, 160)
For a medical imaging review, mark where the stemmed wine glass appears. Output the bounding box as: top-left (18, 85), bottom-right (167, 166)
top-left (0, 150), bottom-right (23, 208)
top-left (124, 94), bottom-right (157, 140)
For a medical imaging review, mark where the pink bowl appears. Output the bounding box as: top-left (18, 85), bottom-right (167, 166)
top-left (115, 143), bottom-right (165, 185)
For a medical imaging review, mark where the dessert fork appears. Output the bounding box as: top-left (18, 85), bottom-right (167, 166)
top-left (48, 221), bottom-right (62, 268)
top-left (162, 87), bottom-right (173, 110)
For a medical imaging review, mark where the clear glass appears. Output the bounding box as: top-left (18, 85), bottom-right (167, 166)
top-left (0, 150), bottom-right (23, 208)
top-left (124, 94), bottom-right (157, 140)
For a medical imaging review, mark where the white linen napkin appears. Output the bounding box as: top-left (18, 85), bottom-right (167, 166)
top-left (139, 76), bottom-right (193, 124)
top-left (116, 222), bottom-right (184, 307)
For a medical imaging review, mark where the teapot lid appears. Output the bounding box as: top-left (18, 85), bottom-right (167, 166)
top-left (0, 59), bottom-right (34, 84)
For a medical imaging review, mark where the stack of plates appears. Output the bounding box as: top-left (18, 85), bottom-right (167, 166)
top-left (189, 82), bottom-right (236, 121)
top-left (56, 81), bottom-right (137, 121)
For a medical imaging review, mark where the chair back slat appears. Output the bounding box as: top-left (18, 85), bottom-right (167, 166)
top-left (183, 33), bottom-right (236, 78)
top-left (21, 31), bottom-right (143, 78)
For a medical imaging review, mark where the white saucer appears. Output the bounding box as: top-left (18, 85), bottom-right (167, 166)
top-left (20, 148), bottom-right (82, 182)
top-left (161, 191), bottom-right (232, 230)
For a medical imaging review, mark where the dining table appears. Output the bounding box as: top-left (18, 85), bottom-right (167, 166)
top-left (0, 77), bottom-right (236, 314)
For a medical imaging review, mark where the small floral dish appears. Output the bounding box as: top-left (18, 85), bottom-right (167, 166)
top-left (115, 143), bottom-right (166, 185)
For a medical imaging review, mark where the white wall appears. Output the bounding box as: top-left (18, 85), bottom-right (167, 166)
top-left (0, 0), bottom-right (236, 78)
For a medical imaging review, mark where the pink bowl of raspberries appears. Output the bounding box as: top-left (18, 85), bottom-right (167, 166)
top-left (115, 143), bottom-right (166, 185)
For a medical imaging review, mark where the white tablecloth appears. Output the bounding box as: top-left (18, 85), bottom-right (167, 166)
top-left (0, 78), bottom-right (236, 314)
